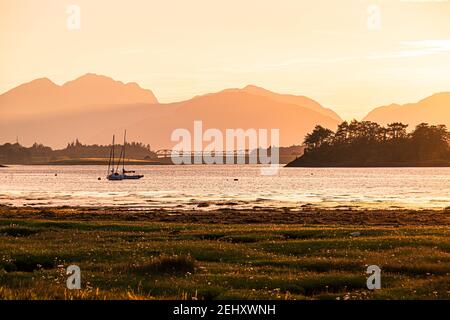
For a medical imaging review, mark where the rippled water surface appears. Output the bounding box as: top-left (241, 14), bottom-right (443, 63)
top-left (0, 165), bottom-right (449, 210)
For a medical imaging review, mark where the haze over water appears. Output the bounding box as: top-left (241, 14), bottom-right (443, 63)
top-left (0, 165), bottom-right (449, 210)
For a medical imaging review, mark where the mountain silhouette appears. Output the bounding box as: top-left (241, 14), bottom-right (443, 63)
top-left (363, 92), bottom-right (450, 128)
top-left (125, 88), bottom-right (341, 149)
top-left (0, 75), bottom-right (341, 148)
top-left (238, 85), bottom-right (341, 121)
top-left (0, 73), bottom-right (158, 120)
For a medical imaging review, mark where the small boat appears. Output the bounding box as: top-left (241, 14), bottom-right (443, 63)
top-left (107, 131), bottom-right (144, 181)
top-left (107, 172), bottom-right (124, 180)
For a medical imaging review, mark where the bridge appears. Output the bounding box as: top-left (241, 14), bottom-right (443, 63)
top-left (155, 149), bottom-right (259, 159)
top-left (153, 147), bottom-right (302, 164)
top-left (154, 149), bottom-right (279, 164)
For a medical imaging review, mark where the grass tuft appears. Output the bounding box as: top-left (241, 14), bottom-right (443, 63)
top-left (131, 254), bottom-right (196, 275)
top-left (0, 226), bottom-right (40, 237)
top-left (1, 254), bottom-right (56, 272)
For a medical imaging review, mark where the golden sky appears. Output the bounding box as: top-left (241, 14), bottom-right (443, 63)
top-left (1, 0), bottom-right (450, 119)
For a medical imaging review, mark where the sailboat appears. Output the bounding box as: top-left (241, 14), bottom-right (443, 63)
top-left (107, 131), bottom-right (144, 181)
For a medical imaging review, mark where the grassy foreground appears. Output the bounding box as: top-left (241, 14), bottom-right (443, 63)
top-left (0, 216), bottom-right (449, 300)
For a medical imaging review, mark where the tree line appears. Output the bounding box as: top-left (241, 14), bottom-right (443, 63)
top-left (0, 140), bottom-right (157, 164)
top-left (287, 120), bottom-right (450, 167)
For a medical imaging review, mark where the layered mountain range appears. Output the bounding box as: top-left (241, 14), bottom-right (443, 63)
top-left (0, 73), bottom-right (448, 149)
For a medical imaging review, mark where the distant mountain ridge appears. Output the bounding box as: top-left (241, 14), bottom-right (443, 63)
top-left (2, 74), bottom-right (450, 149)
top-left (237, 85), bottom-right (341, 121)
top-left (126, 88), bottom-right (341, 149)
top-left (0, 74), bottom-right (342, 149)
top-left (0, 73), bottom-right (158, 119)
top-left (363, 92), bottom-right (450, 128)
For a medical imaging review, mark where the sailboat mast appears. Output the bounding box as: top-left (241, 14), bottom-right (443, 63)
top-left (123, 130), bottom-right (127, 172)
top-left (107, 136), bottom-right (113, 175)
top-left (112, 135), bottom-right (115, 173)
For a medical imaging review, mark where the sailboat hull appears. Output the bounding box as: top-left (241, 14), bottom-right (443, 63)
top-left (123, 175), bottom-right (144, 180)
top-left (107, 174), bottom-right (124, 181)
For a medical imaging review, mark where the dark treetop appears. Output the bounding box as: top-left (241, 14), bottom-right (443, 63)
top-left (286, 121), bottom-right (450, 167)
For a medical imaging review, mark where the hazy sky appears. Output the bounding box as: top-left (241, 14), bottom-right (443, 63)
top-left (1, 0), bottom-right (450, 119)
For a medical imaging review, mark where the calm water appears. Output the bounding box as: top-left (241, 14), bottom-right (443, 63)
top-left (0, 165), bottom-right (449, 210)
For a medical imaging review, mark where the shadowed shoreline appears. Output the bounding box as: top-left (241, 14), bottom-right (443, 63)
top-left (1, 206), bottom-right (449, 226)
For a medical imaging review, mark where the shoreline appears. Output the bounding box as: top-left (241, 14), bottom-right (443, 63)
top-left (2, 162), bottom-right (450, 167)
top-left (1, 205), bottom-right (449, 226)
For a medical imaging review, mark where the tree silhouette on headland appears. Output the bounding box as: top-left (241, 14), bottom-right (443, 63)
top-left (287, 121), bottom-right (450, 167)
